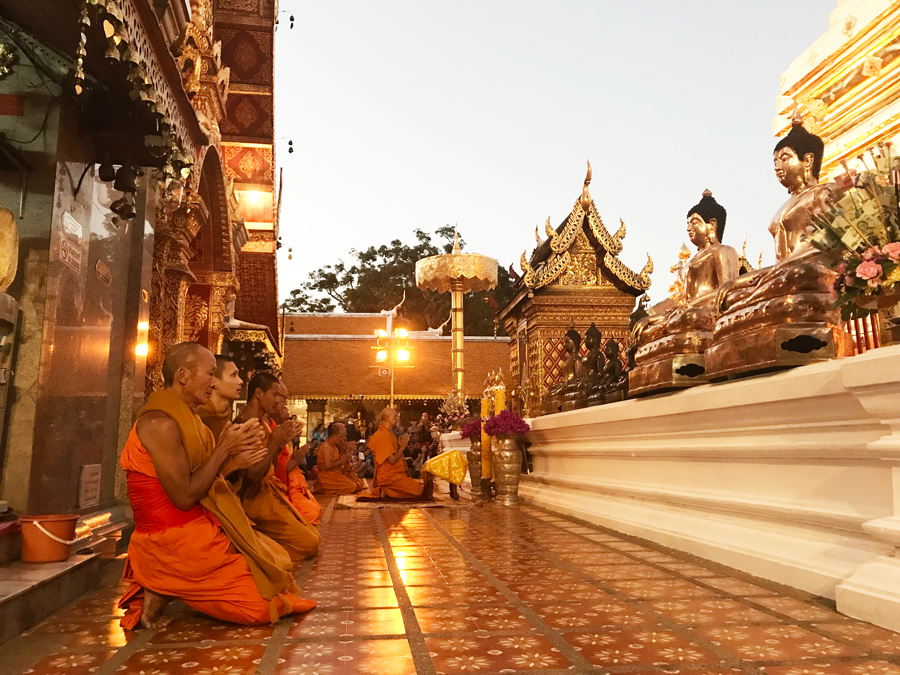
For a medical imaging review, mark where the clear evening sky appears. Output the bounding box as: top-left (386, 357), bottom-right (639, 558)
top-left (273, 1), bottom-right (832, 308)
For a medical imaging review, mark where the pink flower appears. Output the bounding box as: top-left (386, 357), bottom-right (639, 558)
top-left (883, 242), bottom-right (900, 261)
top-left (835, 262), bottom-right (848, 275)
top-left (856, 260), bottom-right (883, 280)
top-left (862, 246), bottom-right (882, 261)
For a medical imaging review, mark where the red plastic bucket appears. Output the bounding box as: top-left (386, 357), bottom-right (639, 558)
top-left (20, 515), bottom-right (79, 562)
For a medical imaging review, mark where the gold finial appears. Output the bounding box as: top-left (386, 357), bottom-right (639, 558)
top-left (534, 224), bottom-right (541, 244)
top-left (758, 249), bottom-right (763, 267)
top-left (791, 100), bottom-right (804, 127)
top-left (702, 188), bottom-right (712, 198)
top-left (580, 160), bottom-right (593, 211)
top-left (615, 218), bottom-right (627, 240)
top-left (741, 234), bottom-right (747, 257)
top-left (452, 227), bottom-right (461, 254)
top-left (544, 216), bottom-right (554, 238)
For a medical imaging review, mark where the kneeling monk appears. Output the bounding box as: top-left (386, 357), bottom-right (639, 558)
top-left (119, 342), bottom-right (314, 629)
top-left (370, 407), bottom-right (434, 499)
top-left (317, 422), bottom-right (366, 494)
top-left (272, 403), bottom-right (323, 525)
top-left (228, 372), bottom-right (320, 562)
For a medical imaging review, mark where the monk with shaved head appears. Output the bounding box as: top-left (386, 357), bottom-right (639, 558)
top-left (369, 407), bottom-right (434, 499)
top-left (229, 372), bottom-right (320, 561)
top-left (118, 342), bottom-right (315, 629)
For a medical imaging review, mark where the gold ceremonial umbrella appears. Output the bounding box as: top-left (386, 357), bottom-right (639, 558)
top-left (415, 234), bottom-right (498, 399)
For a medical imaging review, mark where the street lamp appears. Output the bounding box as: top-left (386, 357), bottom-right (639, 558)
top-left (373, 324), bottom-right (411, 407)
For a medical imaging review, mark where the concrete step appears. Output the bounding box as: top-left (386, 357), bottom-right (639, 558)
top-left (0, 552), bottom-right (102, 646)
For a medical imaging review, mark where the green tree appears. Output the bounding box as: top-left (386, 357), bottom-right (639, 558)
top-left (282, 227), bottom-right (515, 336)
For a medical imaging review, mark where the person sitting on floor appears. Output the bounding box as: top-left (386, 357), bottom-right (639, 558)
top-left (369, 407), bottom-right (434, 499)
top-left (118, 342), bottom-right (315, 630)
top-left (226, 372), bottom-right (320, 562)
top-left (271, 399), bottom-right (323, 526)
top-left (317, 422), bottom-right (366, 494)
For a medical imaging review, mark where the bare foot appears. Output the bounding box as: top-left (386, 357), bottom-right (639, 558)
top-left (140, 589), bottom-right (172, 629)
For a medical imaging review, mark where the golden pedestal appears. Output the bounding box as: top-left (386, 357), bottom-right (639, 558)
top-left (705, 322), bottom-right (853, 380)
top-left (629, 353), bottom-right (708, 397)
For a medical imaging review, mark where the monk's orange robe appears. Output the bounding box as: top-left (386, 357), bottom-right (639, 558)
top-left (371, 427), bottom-right (424, 498)
top-left (272, 433), bottom-right (322, 526)
top-left (118, 391), bottom-right (314, 629)
top-left (236, 424), bottom-right (320, 562)
top-left (317, 442), bottom-right (363, 494)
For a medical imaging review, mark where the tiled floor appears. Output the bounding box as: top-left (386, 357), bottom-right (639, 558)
top-left (3, 497), bottom-right (900, 675)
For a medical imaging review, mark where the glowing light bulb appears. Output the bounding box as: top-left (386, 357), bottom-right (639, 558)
top-left (135, 343), bottom-right (149, 356)
top-left (396, 349), bottom-right (409, 362)
top-left (137, 321), bottom-right (149, 331)
top-left (376, 350), bottom-right (387, 362)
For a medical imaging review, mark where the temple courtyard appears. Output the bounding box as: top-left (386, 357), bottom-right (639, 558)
top-left (3, 495), bottom-right (900, 675)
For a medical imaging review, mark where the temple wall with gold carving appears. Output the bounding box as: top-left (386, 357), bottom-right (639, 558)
top-left (0, 0), bottom-right (280, 520)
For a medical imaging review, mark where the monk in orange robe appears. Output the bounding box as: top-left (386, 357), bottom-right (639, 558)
top-left (271, 402), bottom-right (322, 526)
top-left (229, 372), bottom-right (320, 562)
top-left (370, 407), bottom-right (434, 499)
top-left (317, 422), bottom-right (366, 494)
top-left (119, 342), bottom-right (315, 629)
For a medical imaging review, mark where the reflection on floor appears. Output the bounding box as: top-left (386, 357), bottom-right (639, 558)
top-left (3, 496), bottom-right (900, 675)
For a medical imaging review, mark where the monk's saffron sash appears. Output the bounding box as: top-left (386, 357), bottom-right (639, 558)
top-left (127, 472), bottom-right (207, 533)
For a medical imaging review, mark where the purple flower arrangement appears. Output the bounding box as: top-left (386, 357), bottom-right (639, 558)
top-left (459, 419), bottom-right (481, 439)
top-left (483, 409), bottom-right (530, 437)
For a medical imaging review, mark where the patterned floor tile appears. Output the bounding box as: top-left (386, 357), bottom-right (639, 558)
top-left (118, 644), bottom-right (266, 674)
top-left (761, 660), bottom-right (900, 675)
top-left (753, 596), bottom-right (843, 622)
top-left (649, 598), bottom-right (785, 625)
top-left (277, 639), bottom-right (415, 675)
top-left (537, 600), bottom-right (656, 628)
top-left (702, 577), bottom-right (780, 596)
top-left (697, 625), bottom-right (866, 661)
top-left (563, 627), bottom-right (719, 667)
top-left (426, 633), bottom-right (570, 672)
top-left (815, 622), bottom-right (900, 654)
top-left (23, 651), bottom-right (115, 675)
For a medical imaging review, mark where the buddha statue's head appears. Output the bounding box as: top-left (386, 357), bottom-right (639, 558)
top-left (604, 338), bottom-right (620, 359)
top-left (773, 118), bottom-right (824, 194)
top-left (686, 189), bottom-right (726, 249)
top-left (565, 326), bottom-right (581, 355)
top-left (585, 323), bottom-right (602, 351)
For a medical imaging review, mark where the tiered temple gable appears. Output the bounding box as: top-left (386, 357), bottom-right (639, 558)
top-left (498, 163), bottom-right (652, 416)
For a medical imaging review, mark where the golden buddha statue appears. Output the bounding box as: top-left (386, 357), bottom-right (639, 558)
top-left (704, 113), bottom-right (853, 379)
top-left (541, 326), bottom-right (582, 414)
top-left (628, 191), bottom-right (738, 396)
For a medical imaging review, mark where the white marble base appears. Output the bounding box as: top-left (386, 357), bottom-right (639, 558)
top-left (519, 344), bottom-right (900, 632)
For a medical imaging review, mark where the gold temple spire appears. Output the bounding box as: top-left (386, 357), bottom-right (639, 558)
top-left (544, 216), bottom-right (554, 238)
top-left (452, 227), bottom-right (461, 254)
top-left (580, 160), bottom-right (593, 212)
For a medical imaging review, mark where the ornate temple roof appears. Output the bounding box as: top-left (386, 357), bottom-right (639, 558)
top-left (519, 162), bottom-right (652, 295)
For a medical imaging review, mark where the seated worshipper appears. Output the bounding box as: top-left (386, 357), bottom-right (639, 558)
top-left (119, 342), bottom-right (314, 630)
top-left (317, 422), bottom-right (366, 494)
top-left (229, 373), bottom-right (320, 561)
top-left (370, 407), bottom-right (434, 499)
top-left (272, 403), bottom-right (323, 526)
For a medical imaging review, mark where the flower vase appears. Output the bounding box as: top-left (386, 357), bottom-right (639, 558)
top-left (466, 439), bottom-right (482, 492)
top-left (491, 434), bottom-right (522, 506)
